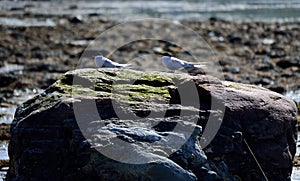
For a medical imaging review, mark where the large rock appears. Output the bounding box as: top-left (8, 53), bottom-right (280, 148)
top-left (7, 68), bottom-right (297, 181)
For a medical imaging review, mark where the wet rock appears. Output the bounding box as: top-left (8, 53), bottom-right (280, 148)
top-left (0, 65), bottom-right (24, 74)
top-left (218, 59), bottom-right (234, 66)
top-left (69, 4), bottom-right (78, 10)
top-left (69, 15), bottom-right (83, 23)
top-left (227, 34), bottom-right (242, 44)
top-left (0, 90), bottom-right (13, 100)
top-left (244, 40), bottom-right (258, 46)
top-left (255, 77), bottom-right (273, 86)
top-left (255, 63), bottom-right (274, 71)
top-left (0, 74), bottom-right (17, 88)
top-left (7, 69), bottom-right (297, 181)
top-left (223, 66), bottom-right (240, 74)
top-left (268, 85), bottom-right (286, 94)
top-left (0, 124), bottom-right (10, 140)
top-left (280, 69), bottom-right (295, 78)
top-left (262, 38), bottom-right (275, 45)
top-left (223, 74), bottom-right (240, 82)
top-left (208, 30), bottom-right (222, 37)
top-left (9, 7), bottom-right (24, 11)
top-left (274, 30), bottom-right (291, 36)
top-left (255, 58), bottom-right (275, 71)
top-left (268, 48), bottom-right (286, 58)
top-left (209, 17), bottom-right (225, 23)
top-left (277, 58), bottom-right (300, 69)
top-left (32, 50), bottom-right (63, 60)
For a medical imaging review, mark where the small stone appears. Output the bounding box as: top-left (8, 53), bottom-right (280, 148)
top-left (69, 15), bottom-right (83, 23)
top-left (268, 48), bottom-right (286, 58)
top-left (223, 66), bottom-right (240, 74)
top-left (277, 58), bottom-right (300, 69)
top-left (228, 34), bottom-right (242, 44)
top-left (255, 77), bottom-right (273, 85)
top-left (262, 38), bottom-right (275, 45)
top-left (268, 86), bottom-right (285, 94)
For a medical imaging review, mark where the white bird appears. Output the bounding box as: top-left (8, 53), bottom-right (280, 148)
top-left (162, 56), bottom-right (206, 74)
top-left (94, 55), bottom-right (131, 69)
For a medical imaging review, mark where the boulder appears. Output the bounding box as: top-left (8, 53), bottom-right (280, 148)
top-left (7, 68), bottom-right (298, 181)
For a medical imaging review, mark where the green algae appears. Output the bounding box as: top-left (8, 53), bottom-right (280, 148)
top-left (69, 69), bottom-right (173, 103)
top-left (21, 69), bottom-right (177, 114)
top-left (226, 83), bottom-right (266, 91)
top-left (225, 84), bottom-right (242, 90)
top-left (269, 96), bottom-right (281, 101)
top-left (111, 84), bottom-right (171, 103)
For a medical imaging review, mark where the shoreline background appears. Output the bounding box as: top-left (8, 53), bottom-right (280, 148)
top-left (1, 0), bottom-right (300, 23)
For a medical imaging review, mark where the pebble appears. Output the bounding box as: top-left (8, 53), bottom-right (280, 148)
top-left (268, 48), bottom-right (286, 58)
top-left (69, 15), bottom-right (83, 23)
top-left (227, 34), bottom-right (242, 44)
top-left (262, 38), bottom-right (275, 45)
top-left (277, 58), bottom-right (300, 69)
top-left (268, 85), bottom-right (286, 94)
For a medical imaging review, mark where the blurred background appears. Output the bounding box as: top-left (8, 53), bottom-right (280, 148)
top-left (0, 0), bottom-right (299, 180)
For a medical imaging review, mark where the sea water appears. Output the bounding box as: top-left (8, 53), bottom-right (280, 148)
top-left (0, 0), bottom-right (299, 23)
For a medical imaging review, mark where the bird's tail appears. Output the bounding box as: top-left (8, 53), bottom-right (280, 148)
top-left (119, 64), bottom-right (132, 69)
top-left (191, 61), bottom-right (207, 64)
top-left (184, 63), bottom-right (206, 75)
top-left (193, 64), bottom-right (206, 68)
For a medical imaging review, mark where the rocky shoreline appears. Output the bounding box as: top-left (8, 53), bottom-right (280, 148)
top-left (0, 17), bottom-right (299, 93)
top-left (0, 8), bottom-right (300, 180)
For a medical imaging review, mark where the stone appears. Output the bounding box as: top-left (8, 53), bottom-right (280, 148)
top-left (0, 73), bottom-right (17, 88)
top-left (7, 68), bottom-right (298, 181)
top-left (222, 66), bottom-right (240, 74)
top-left (267, 85), bottom-right (286, 94)
top-left (255, 58), bottom-right (275, 71)
top-left (227, 34), bottom-right (242, 44)
top-left (277, 58), bottom-right (300, 69)
top-left (255, 77), bottom-right (273, 86)
top-left (69, 15), bottom-right (83, 24)
top-left (268, 48), bottom-right (286, 58)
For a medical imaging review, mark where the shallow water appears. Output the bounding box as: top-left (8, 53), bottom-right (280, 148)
top-left (0, 17), bottom-right (55, 27)
top-left (292, 134), bottom-right (300, 181)
top-left (0, 141), bottom-right (8, 161)
top-left (285, 90), bottom-right (300, 104)
top-left (0, 65), bottom-right (24, 74)
top-left (0, 88), bottom-right (43, 124)
top-left (0, 0), bottom-right (300, 25)
top-left (0, 141), bottom-right (8, 181)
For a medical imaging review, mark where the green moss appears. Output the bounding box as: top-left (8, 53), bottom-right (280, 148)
top-left (226, 84), bottom-right (242, 90)
top-left (111, 84), bottom-right (170, 103)
top-left (139, 73), bottom-right (173, 84)
top-left (21, 69), bottom-right (177, 115)
top-left (244, 84), bottom-right (266, 90)
top-left (20, 92), bottom-right (62, 118)
top-left (226, 83), bottom-right (266, 91)
top-left (69, 69), bottom-right (173, 103)
top-left (269, 96), bottom-right (281, 101)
